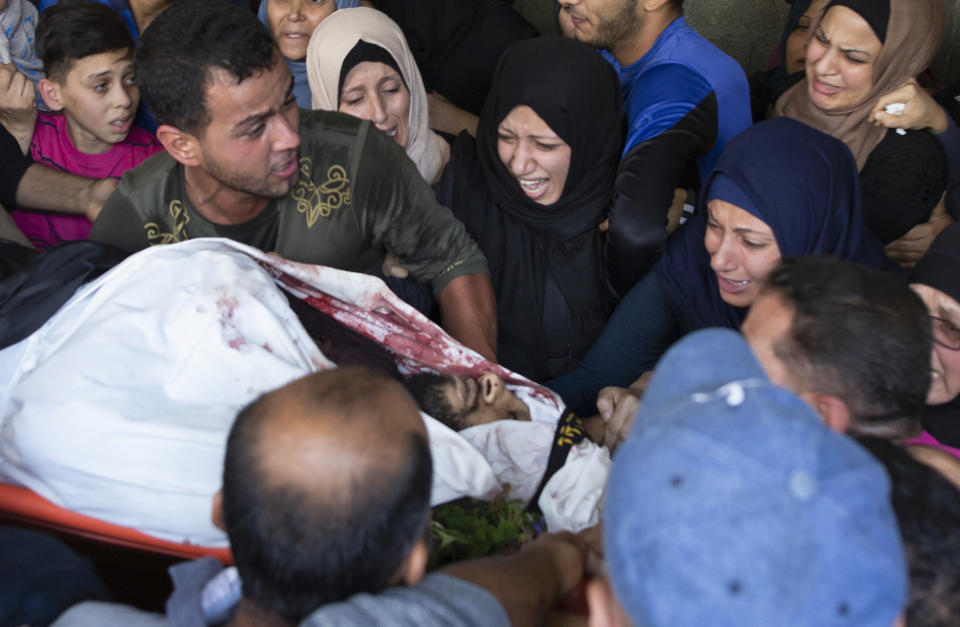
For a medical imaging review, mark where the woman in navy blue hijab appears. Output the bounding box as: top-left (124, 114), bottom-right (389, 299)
top-left (549, 117), bottom-right (887, 415)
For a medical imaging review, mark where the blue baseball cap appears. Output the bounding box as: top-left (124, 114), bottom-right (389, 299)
top-left (604, 328), bottom-right (907, 627)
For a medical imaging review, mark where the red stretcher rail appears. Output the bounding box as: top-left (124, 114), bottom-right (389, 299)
top-left (0, 483), bottom-right (233, 564)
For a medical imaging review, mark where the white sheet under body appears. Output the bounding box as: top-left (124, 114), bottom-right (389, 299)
top-left (0, 240), bottom-right (608, 545)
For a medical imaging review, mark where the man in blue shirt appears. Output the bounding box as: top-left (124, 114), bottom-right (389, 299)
top-left (558, 0), bottom-right (751, 294)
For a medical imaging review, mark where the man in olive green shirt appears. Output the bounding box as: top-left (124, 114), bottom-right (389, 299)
top-left (91, 1), bottom-right (496, 360)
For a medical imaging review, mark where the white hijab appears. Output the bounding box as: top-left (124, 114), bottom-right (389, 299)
top-left (306, 7), bottom-right (448, 183)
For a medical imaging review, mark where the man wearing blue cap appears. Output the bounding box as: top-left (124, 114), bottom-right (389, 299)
top-left (588, 328), bottom-right (908, 627)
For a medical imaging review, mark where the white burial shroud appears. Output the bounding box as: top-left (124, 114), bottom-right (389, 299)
top-left (0, 239), bottom-right (608, 546)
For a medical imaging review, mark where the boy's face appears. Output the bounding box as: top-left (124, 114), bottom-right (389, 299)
top-left (438, 373), bottom-right (531, 428)
top-left (49, 49), bottom-right (139, 154)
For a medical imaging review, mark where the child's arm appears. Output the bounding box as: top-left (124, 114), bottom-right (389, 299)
top-left (0, 63), bottom-right (36, 154)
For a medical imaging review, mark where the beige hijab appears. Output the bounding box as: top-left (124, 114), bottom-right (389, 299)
top-left (305, 7), bottom-right (449, 183)
top-left (775, 0), bottom-right (945, 170)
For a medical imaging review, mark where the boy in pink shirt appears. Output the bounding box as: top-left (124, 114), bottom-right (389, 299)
top-left (12, 0), bottom-right (161, 248)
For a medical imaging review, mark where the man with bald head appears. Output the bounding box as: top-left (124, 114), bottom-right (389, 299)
top-left (226, 367), bottom-right (598, 626)
top-left (219, 366), bottom-right (435, 625)
top-left (52, 367), bottom-right (595, 626)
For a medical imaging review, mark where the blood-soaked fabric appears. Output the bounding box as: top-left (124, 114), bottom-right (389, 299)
top-left (284, 291), bottom-right (401, 379)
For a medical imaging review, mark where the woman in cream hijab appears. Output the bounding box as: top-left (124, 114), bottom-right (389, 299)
top-left (306, 7), bottom-right (450, 183)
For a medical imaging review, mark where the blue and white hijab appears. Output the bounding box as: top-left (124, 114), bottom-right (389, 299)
top-left (0, 0), bottom-right (46, 108)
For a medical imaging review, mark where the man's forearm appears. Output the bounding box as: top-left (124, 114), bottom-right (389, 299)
top-left (437, 273), bottom-right (497, 362)
top-left (607, 127), bottom-right (708, 296)
top-left (440, 532), bottom-right (586, 627)
top-left (16, 164), bottom-right (118, 222)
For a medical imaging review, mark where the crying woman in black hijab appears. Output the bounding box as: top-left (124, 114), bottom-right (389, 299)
top-left (436, 37), bottom-right (624, 382)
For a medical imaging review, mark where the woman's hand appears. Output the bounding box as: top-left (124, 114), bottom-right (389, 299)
top-left (594, 371), bottom-right (653, 451)
top-left (427, 92), bottom-right (479, 137)
top-left (871, 78), bottom-right (949, 134)
top-left (667, 187), bottom-right (688, 234)
top-left (0, 63), bottom-right (37, 154)
top-left (382, 252), bottom-right (410, 278)
top-left (884, 194), bottom-right (953, 269)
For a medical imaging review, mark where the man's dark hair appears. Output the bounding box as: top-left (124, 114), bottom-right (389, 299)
top-left (133, 0), bottom-right (278, 133)
top-left (404, 373), bottom-right (468, 431)
top-left (35, 0), bottom-right (134, 83)
top-left (221, 377), bottom-right (433, 622)
top-left (857, 437), bottom-right (960, 627)
top-left (764, 256), bottom-right (931, 439)
top-left (669, 0), bottom-right (684, 12)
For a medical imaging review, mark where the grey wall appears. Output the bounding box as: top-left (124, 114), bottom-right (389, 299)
top-left (514, 0), bottom-right (960, 86)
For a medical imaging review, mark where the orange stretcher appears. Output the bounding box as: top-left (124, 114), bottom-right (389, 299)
top-left (0, 482), bottom-right (233, 564)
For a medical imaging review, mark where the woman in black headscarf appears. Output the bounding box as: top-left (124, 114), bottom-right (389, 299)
top-left (436, 37), bottom-right (623, 383)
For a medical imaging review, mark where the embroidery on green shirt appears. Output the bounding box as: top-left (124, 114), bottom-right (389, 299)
top-left (292, 158), bottom-right (351, 228)
top-left (145, 200), bottom-right (191, 245)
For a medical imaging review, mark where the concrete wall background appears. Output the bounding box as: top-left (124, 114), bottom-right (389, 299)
top-left (513, 0), bottom-right (960, 87)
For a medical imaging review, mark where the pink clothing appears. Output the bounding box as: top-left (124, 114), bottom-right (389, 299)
top-left (905, 431), bottom-right (960, 460)
top-left (12, 112), bottom-right (163, 249)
